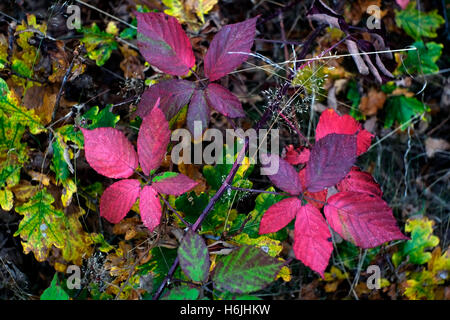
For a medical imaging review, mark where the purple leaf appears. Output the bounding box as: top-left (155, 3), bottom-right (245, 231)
top-left (137, 12), bottom-right (195, 76)
top-left (205, 83), bottom-right (245, 118)
top-left (187, 89), bottom-right (210, 140)
top-left (136, 80), bottom-right (195, 120)
top-left (305, 133), bottom-right (357, 192)
top-left (137, 106), bottom-right (171, 175)
top-left (152, 173), bottom-right (198, 196)
top-left (204, 17), bottom-right (258, 81)
top-left (261, 154), bottom-right (302, 195)
top-left (81, 127), bottom-right (138, 179)
top-left (100, 179), bottom-right (141, 224)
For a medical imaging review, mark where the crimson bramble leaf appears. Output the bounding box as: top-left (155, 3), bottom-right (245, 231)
top-left (305, 133), bottom-right (357, 192)
top-left (293, 203), bottom-right (333, 277)
top-left (152, 172), bottom-right (198, 196)
top-left (137, 12), bottom-right (195, 76)
top-left (81, 127), bottom-right (138, 179)
top-left (137, 105), bottom-right (171, 175)
top-left (178, 230), bottom-right (210, 282)
top-left (100, 179), bottom-right (141, 224)
top-left (259, 197), bottom-right (301, 234)
top-left (204, 17), bottom-right (258, 81)
top-left (315, 109), bottom-right (373, 155)
top-left (337, 166), bottom-right (383, 197)
top-left (324, 191), bottom-right (408, 248)
top-left (139, 185), bottom-right (162, 232)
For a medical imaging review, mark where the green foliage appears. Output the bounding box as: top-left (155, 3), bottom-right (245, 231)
top-left (161, 286), bottom-right (201, 300)
top-left (80, 23), bottom-right (119, 66)
top-left (395, 1), bottom-right (445, 41)
top-left (212, 246), bottom-right (283, 294)
top-left (397, 41), bottom-right (443, 75)
top-left (40, 274), bottom-right (70, 300)
top-left (177, 230), bottom-right (210, 282)
top-left (384, 95), bottom-right (428, 130)
top-left (393, 217), bottom-right (440, 266)
top-left (175, 191), bottom-right (210, 224)
top-left (347, 80), bottom-right (363, 120)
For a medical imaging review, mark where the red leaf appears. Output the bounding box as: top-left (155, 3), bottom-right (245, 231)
top-left (293, 204), bottom-right (333, 277)
top-left (187, 89), bottom-right (210, 140)
top-left (205, 83), bottom-right (245, 118)
top-left (259, 197), bottom-right (301, 234)
top-left (152, 173), bottom-right (198, 196)
top-left (204, 17), bottom-right (258, 81)
top-left (284, 145), bottom-right (310, 165)
top-left (81, 127), bottom-right (138, 179)
top-left (315, 109), bottom-right (374, 155)
top-left (337, 166), bottom-right (382, 197)
top-left (260, 154), bottom-right (302, 195)
top-left (298, 168), bottom-right (327, 209)
top-left (136, 80), bottom-right (195, 120)
top-left (324, 191), bottom-right (408, 248)
top-left (139, 185), bottom-right (162, 232)
top-left (100, 179), bottom-right (141, 224)
top-left (305, 133), bottom-right (357, 192)
top-left (137, 12), bottom-right (195, 76)
top-left (137, 106), bottom-right (171, 175)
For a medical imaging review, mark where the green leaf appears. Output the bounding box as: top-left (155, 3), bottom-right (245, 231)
top-left (40, 274), bottom-right (70, 300)
top-left (384, 95), bottom-right (428, 130)
top-left (14, 189), bottom-right (94, 264)
top-left (175, 191), bottom-right (209, 224)
top-left (393, 217), bottom-right (440, 266)
top-left (152, 171), bottom-right (178, 183)
top-left (395, 1), bottom-right (445, 41)
top-left (231, 187), bottom-right (288, 240)
top-left (347, 80), bottom-right (364, 121)
top-left (178, 230), bottom-right (210, 282)
top-left (397, 41), bottom-right (443, 75)
top-left (212, 246), bottom-right (283, 294)
top-left (79, 23), bottom-right (118, 66)
top-left (81, 105), bottom-right (120, 129)
top-left (161, 285), bottom-right (200, 300)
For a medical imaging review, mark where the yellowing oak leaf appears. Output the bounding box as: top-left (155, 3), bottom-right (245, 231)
top-left (162, 0), bottom-right (218, 31)
top-left (14, 189), bottom-right (94, 266)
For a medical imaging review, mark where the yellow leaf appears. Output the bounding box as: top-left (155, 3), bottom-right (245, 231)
top-left (0, 188), bottom-right (13, 211)
top-left (231, 233), bottom-right (282, 257)
top-left (163, 0), bottom-right (218, 31)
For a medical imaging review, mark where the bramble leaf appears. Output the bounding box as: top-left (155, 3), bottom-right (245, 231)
top-left (305, 133), bottom-right (357, 192)
top-left (293, 204), bottom-right (333, 277)
top-left (161, 285), bottom-right (201, 300)
top-left (81, 127), bottom-right (138, 179)
top-left (324, 191), bottom-right (408, 248)
top-left (40, 274), bottom-right (70, 300)
top-left (204, 17), bottom-right (258, 81)
top-left (178, 230), bottom-right (210, 282)
top-left (152, 172), bottom-right (198, 196)
top-left (137, 105), bottom-right (171, 175)
top-left (259, 197), bottom-right (300, 234)
top-left (187, 89), bottom-right (210, 139)
top-left (261, 154), bottom-right (302, 195)
top-left (205, 83), bottom-right (245, 118)
top-left (100, 179), bottom-right (141, 224)
top-left (137, 12), bottom-right (195, 76)
top-left (395, 1), bottom-right (445, 41)
top-left (337, 166), bottom-right (383, 197)
top-left (213, 246), bottom-right (283, 294)
top-left (139, 185), bottom-right (162, 232)
top-left (137, 80), bottom-right (195, 120)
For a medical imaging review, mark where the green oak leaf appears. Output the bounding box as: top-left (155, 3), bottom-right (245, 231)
top-left (397, 41), bottom-right (443, 75)
top-left (384, 95), bottom-right (428, 130)
top-left (395, 1), bottom-right (445, 41)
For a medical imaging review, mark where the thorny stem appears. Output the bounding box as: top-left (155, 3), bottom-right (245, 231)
top-left (229, 185), bottom-right (286, 196)
top-left (152, 22), bottom-right (326, 301)
top-left (159, 195), bottom-right (191, 227)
